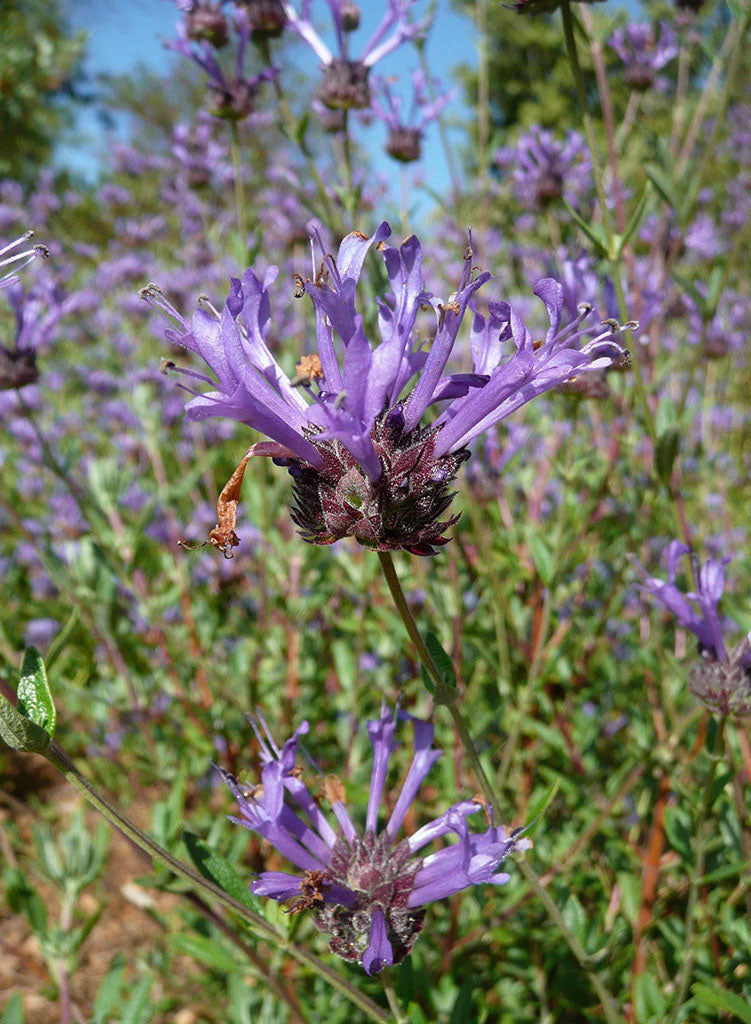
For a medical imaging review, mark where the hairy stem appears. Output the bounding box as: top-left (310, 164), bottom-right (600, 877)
top-left (376, 552), bottom-right (623, 1024)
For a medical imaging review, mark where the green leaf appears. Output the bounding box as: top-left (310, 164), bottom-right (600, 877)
top-left (655, 428), bottom-right (679, 486)
top-left (419, 632), bottom-right (457, 700)
top-left (17, 647), bottom-right (56, 738)
top-left (633, 973), bottom-right (667, 1023)
top-left (93, 954), bottom-right (126, 1024)
top-left (0, 694), bottom-right (51, 754)
top-left (183, 833), bottom-right (262, 912)
top-left (726, 0), bottom-right (744, 21)
top-left (521, 779), bottom-right (561, 838)
top-left (562, 198), bottom-right (608, 256)
top-left (529, 533), bottom-right (554, 586)
top-left (645, 165), bottom-right (678, 212)
top-left (0, 993), bottom-right (24, 1024)
top-left (692, 982), bottom-right (751, 1023)
top-left (618, 181), bottom-right (653, 254)
top-left (170, 933), bottom-right (239, 974)
top-left (121, 978), bottom-right (153, 1024)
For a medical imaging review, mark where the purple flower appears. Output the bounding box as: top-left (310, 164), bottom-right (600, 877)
top-left (145, 222), bottom-right (628, 554)
top-left (609, 22), bottom-right (678, 91)
top-left (371, 70), bottom-right (455, 163)
top-left (281, 0), bottom-right (428, 110)
top-left (495, 127), bottom-right (592, 209)
top-left (639, 540), bottom-right (751, 717)
top-left (1, 232), bottom-right (50, 290)
top-left (168, 10), bottom-right (277, 120)
top-left (221, 705), bottom-right (527, 973)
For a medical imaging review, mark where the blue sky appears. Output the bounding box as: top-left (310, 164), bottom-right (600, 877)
top-left (58, 0), bottom-right (477, 213)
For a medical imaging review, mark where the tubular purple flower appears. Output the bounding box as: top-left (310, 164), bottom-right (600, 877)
top-left (146, 222), bottom-right (628, 554)
top-left (221, 704), bottom-right (527, 972)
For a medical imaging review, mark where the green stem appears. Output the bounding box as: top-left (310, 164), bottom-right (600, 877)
top-left (560, 1), bottom-right (612, 240)
top-left (229, 121), bottom-right (249, 262)
top-left (376, 553), bottom-right (623, 1024)
top-left (45, 741), bottom-right (391, 1024)
top-left (380, 972), bottom-right (407, 1024)
top-left (666, 718), bottom-right (727, 1023)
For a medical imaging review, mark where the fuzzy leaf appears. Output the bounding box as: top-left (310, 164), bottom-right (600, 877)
top-left (17, 647), bottom-right (56, 738)
top-left (170, 933), bottom-right (239, 974)
top-left (655, 428), bottom-right (679, 486)
top-left (93, 955), bottom-right (126, 1024)
top-left (692, 982), bottom-right (751, 1022)
top-left (0, 694), bottom-right (51, 754)
top-left (183, 832), bottom-right (263, 912)
top-left (0, 993), bottom-right (24, 1024)
top-left (420, 632), bottom-right (457, 700)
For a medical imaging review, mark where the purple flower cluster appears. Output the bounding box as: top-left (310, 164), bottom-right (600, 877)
top-left (282, 0), bottom-right (427, 110)
top-left (639, 541), bottom-right (751, 718)
top-left (495, 127), bottom-right (591, 209)
top-left (168, 4), bottom-right (278, 120)
top-left (609, 22), bottom-right (678, 91)
top-left (145, 221), bottom-right (628, 553)
top-left (222, 705), bottom-right (527, 973)
top-left (371, 70), bottom-right (454, 163)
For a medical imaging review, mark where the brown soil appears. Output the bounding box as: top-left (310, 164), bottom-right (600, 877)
top-left (0, 752), bottom-right (199, 1024)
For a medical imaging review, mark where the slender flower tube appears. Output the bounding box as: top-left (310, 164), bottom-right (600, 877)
top-left (221, 705), bottom-right (528, 973)
top-left (145, 221), bottom-right (628, 554)
top-left (639, 540), bottom-right (751, 718)
top-left (1, 232), bottom-right (49, 290)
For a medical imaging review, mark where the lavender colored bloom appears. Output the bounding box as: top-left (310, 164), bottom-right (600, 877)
top-left (1, 272), bottom-right (87, 390)
top-left (145, 222), bottom-right (628, 554)
top-left (168, 10), bottom-right (277, 120)
top-left (221, 705), bottom-right (527, 972)
top-left (639, 540), bottom-right (751, 718)
top-left (281, 0), bottom-right (428, 109)
top-left (371, 70), bottom-right (454, 163)
top-left (609, 22), bottom-right (678, 91)
top-left (0, 232), bottom-right (49, 290)
top-left (495, 127), bottom-right (591, 209)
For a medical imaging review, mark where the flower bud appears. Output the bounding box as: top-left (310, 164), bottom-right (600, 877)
top-left (340, 1), bottom-right (361, 30)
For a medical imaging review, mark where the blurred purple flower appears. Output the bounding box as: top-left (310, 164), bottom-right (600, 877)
top-left (495, 127), bottom-right (591, 209)
top-left (609, 22), bottom-right (678, 91)
top-left (168, 10), bottom-right (277, 120)
top-left (222, 704), bottom-right (527, 973)
top-left (282, 0), bottom-right (428, 109)
top-left (371, 70), bottom-right (454, 163)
